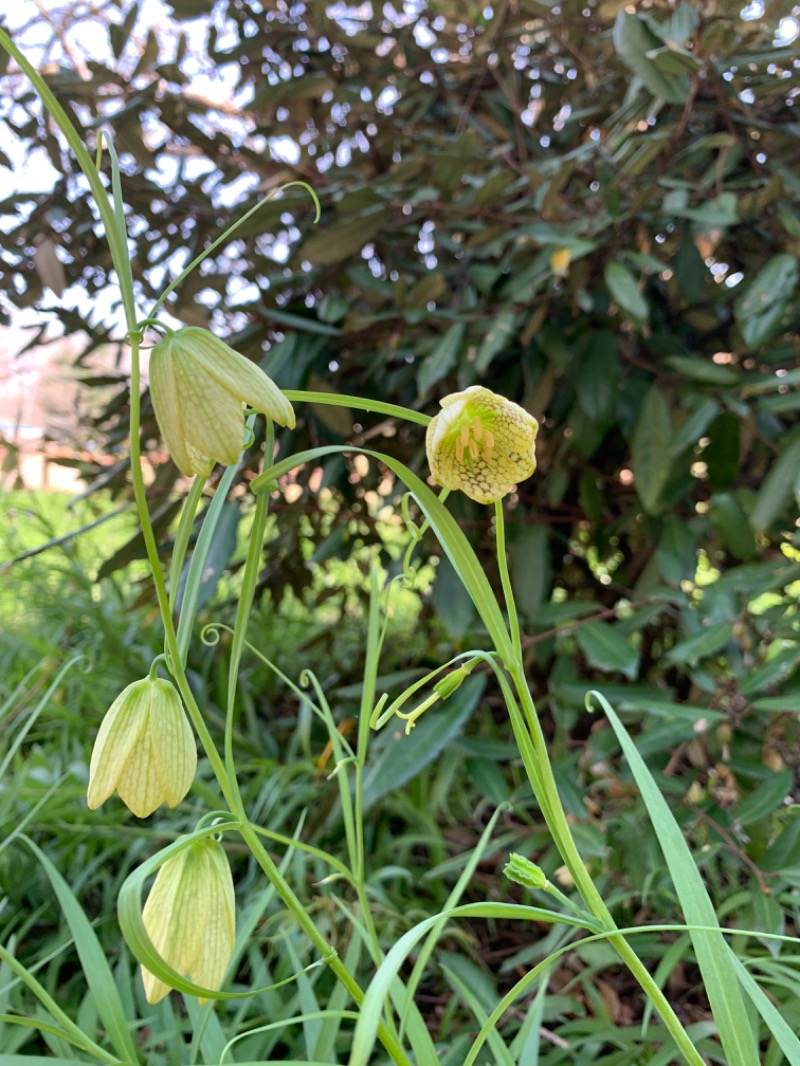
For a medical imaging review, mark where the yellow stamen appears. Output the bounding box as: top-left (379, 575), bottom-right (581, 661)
top-left (483, 429), bottom-right (495, 463)
top-left (468, 439), bottom-right (479, 460)
top-left (456, 436), bottom-right (465, 463)
top-left (472, 416), bottom-right (483, 441)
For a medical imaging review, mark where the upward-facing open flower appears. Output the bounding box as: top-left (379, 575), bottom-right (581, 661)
top-left (149, 326), bottom-right (295, 477)
top-left (141, 837), bottom-right (235, 1005)
top-left (426, 386), bottom-right (539, 504)
top-left (87, 677), bottom-right (196, 818)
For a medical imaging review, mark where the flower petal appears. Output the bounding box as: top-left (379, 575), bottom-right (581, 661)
top-left (147, 679), bottom-right (197, 808)
top-left (141, 840), bottom-right (235, 1004)
top-left (87, 681), bottom-right (150, 811)
top-left (176, 327), bottom-right (295, 428)
top-left (149, 342), bottom-right (205, 477)
top-left (172, 356), bottom-right (244, 471)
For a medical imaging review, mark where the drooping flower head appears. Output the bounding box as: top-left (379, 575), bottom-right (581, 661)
top-left (426, 386), bottom-right (539, 504)
top-left (87, 676), bottom-right (196, 818)
top-left (141, 837), bottom-right (235, 1004)
top-left (149, 326), bottom-right (295, 477)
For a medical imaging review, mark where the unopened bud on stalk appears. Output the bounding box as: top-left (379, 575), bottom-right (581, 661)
top-left (504, 852), bottom-right (549, 891)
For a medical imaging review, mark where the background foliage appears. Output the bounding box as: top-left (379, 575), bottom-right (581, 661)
top-left (2, 0), bottom-right (800, 1060)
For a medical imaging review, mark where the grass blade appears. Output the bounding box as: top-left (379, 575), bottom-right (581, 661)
top-left (588, 690), bottom-right (760, 1066)
top-left (20, 836), bottom-right (140, 1063)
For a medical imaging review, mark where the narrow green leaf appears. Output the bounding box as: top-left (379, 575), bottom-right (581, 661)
top-left (728, 952), bottom-right (800, 1066)
top-left (441, 960), bottom-right (515, 1066)
top-left (588, 691), bottom-right (760, 1066)
top-left (19, 837), bottom-right (140, 1064)
top-left (348, 902), bottom-right (590, 1066)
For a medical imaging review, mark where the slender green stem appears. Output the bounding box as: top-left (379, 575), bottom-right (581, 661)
top-left (148, 182), bottom-right (320, 320)
top-left (196, 487), bottom-right (409, 1064)
top-left (224, 485), bottom-right (271, 782)
top-left (494, 501), bottom-right (522, 662)
top-left (168, 474), bottom-right (208, 612)
top-left (234, 814), bottom-right (411, 1064)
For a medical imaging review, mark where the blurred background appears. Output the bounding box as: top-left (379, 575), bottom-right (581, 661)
top-left (2, 0), bottom-right (800, 1060)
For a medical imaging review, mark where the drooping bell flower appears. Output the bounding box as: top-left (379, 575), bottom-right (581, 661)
top-left (141, 837), bottom-right (235, 1004)
top-left (426, 386), bottom-right (539, 504)
top-left (87, 676), bottom-right (196, 818)
top-left (149, 326), bottom-right (295, 477)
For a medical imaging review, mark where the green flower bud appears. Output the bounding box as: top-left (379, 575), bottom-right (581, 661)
top-left (141, 837), bottom-right (235, 1004)
top-left (433, 662), bottom-right (474, 699)
top-left (149, 326), bottom-right (295, 477)
top-left (87, 677), bottom-right (196, 818)
top-left (504, 852), bottom-right (549, 891)
top-left (426, 386), bottom-right (538, 504)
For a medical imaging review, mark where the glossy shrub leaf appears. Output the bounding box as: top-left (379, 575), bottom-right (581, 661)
top-left (418, 322), bottom-right (465, 397)
top-left (576, 621), bottom-right (639, 679)
top-left (605, 261), bottom-right (649, 323)
top-left (735, 254), bottom-right (798, 349)
top-left (613, 11), bottom-right (691, 102)
top-left (664, 622), bottom-right (733, 666)
top-left (709, 493), bottom-right (757, 559)
top-left (750, 433), bottom-right (800, 533)
top-left (631, 386), bottom-right (672, 514)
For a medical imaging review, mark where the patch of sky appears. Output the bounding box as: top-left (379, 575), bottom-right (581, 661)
top-left (777, 17), bottom-right (799, 43)
top-left (740, 0), bottom-right (763, 19)
top-left (377, 86), bottom-right (400, 112)
top-left (413, 22), bottom-right (436, 47)
top-left (326, 2), bottom-right (374, 36)
top-left (227, 277), bottom-right (261, 307)
top-left (270, 136), bottom-right (301, 164)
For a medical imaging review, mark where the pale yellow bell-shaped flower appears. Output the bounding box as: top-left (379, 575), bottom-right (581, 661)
top-left (149, 326), bottom-right (295, 477)
top-left (426, 386), bottom-right (539, 504)
top-left (141, 837), bottom-right (235, 1005)
top-left (87, 677), bottom-right (196, 818)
